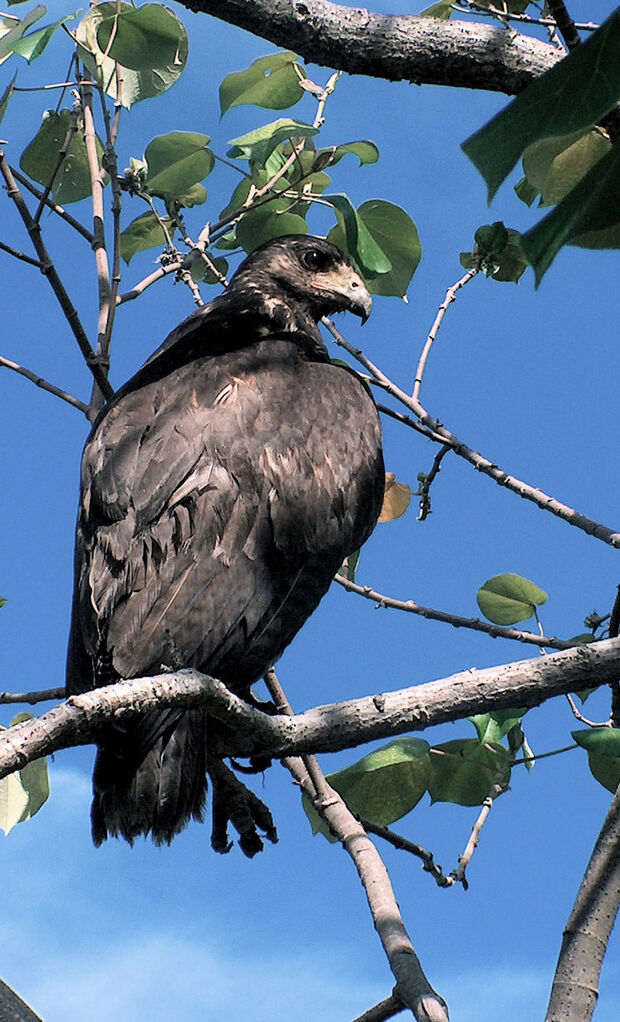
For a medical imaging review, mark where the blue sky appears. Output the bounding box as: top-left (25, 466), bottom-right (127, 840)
top-left (1, 2), bottom-right (620, 1019)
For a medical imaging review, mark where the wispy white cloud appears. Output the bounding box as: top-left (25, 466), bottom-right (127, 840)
top-left (15, 932), bottom-right (387, 1022)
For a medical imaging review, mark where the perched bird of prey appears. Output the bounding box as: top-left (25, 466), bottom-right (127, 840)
top-left (67, 235), bottom-right (384, 847)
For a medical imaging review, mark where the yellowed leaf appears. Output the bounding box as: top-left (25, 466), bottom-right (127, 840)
top-left (378, 472), bottom-right (411, 523)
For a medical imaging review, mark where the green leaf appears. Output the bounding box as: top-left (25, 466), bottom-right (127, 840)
top-left (0, 5), bottom-right (46, 65)
top-left (420, 1), bottom-right (453, 19)
top-left (219, 51), bottom-right (306, 116)
top-left (477, 573), bottom-right (548, 625)
top-left (120, 212), bottom-right (176, 264)
top-left (462, 10), bottom-right (620, 201)
top-left (337, 548), bottom-right (360, 582)
top-left (325, 193), bottom-right (392, 277)
top-left (514, 176), bottom-right (539, 207)
top-left (191, 254), bottom-right (228, 285)
top-left (428, 740), bottom-right (511, 806)
top-left (328, 198), bottom-right (420, 297)
top-left (20, 109), bottom-right (105, 205)
top-left (0, 72), bottom-right (16, 127)
top-left (96, 3), bottom-right (186, 71)
top-left (303, 738), bottom-right (431, 839)
top-left (522, 128), bottom-right (612, 207)
top-left (462, 223), bottom-right (528, 283)
top-left (9, 11), bottom-right (78, 63)
top-left (76, 3), bottom-right (188, 108)
top-left (469, 708), bottom-right (527, 744)
top-left (227, 118), bottom-right (318, 166)
top-left (521, 142), bottom-right (620, 283)
top-left (315, 141), bottom-right (379, 168)
top-left (0, 714), bottom-right (49, 835)
top-left (143, 132), bottom-right (214, 205)
top-left (0, 597), bottom-right (6, 609)
top-left (236, 205), bottom-right (308, 253)
top-left (573, 728), bottom-right (620, 794)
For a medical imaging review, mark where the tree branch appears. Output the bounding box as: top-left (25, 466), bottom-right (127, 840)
top-left (544, 779), bottom-right (620, 1022)
top-left (334, 574), bottom-right (575, 650)
top-left (0, 355), bottom-right (89, 414)
top-left (181, 0), bottom-right (561, 94)
top-left (264, 669), bottom-right (448, 1022)
top-left (323, 319), bottom-right (620, 549)
top-left (0, 152), bottom-right (114, 404)
top-left (2, 639), bottom-right (620, 776)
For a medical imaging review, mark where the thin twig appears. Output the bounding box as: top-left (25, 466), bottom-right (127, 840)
top-left (457, 1), bottom-right (596, 31)
top-left (376, 402), bottom-right (446, 443)
top-left (0, 240), bottom-right (43, 268)
top-left (263, 669), bottom-right (449, 1022)
top-left (351, 992), bottom-right (406, 1022)
top-left (0, 356), bottom-right (88, 414)
top-left (413, 266), bottom-right (479, 401)
top-left (565, 692), bottom-right (610, 728)
top-left (0, 687), bottom-right (65, 705)
top-left (334, 574), bottom-right (574, 650)
top-left (9, 165), bottom-right (94, 243)
top-left (359, 818), bottom-right (454, 888)
top-left (609, 586), bottom-right (620, 728)
top-left (116, 261), bottom-right (181, 304)
top-left (0, 152), bottom-right (114, 403)
top-left (322, 317), bottom-right (620, 549)
top-left (80, 77), bottom-right (113, 417)
top-left (544, 0), bottom-right (581, 49)
top-left (416, 444), bottom-right (451, 521)
top-left (450, 780), bottom-right (504, 889)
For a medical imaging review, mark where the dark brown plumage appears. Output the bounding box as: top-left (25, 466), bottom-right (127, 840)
top-left (66, 235), bottom-right (384, 846)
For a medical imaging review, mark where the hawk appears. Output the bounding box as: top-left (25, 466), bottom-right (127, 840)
top-left (67, 235), bottom-right (384, 846)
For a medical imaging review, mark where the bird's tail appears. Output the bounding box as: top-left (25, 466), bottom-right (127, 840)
top-left (91, 708), bottom-right (208, 845)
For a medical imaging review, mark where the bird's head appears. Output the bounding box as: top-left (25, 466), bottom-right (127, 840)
top-left (230, 235), bottom-right (372, 325)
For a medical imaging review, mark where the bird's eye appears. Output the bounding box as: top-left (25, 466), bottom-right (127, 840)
top-left (301, 249), bottom-right (329, 272)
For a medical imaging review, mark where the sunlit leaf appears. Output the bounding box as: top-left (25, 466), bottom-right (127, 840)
top-left (0, 714), bottom-right (49, 835)
top-left (337, 548), bottom-right (360, 582)
top-left (325, 193), bottom-right (391, 276)
top-left (521, 143), bottom-right (620, 282)
top-left (76, 3), bottom-right (188, 108)
top-left (20, 108), bottom-right (105, 205)
top-left (315, 141), bottom-right (379, 168)
top-left (522, 128), bottom-right (611, 207)
top-left (477, 573), bottom-right (547, 625)
top-left (227, 118), bottom-right (318, 166)
top-left (220, 51), bottom-right (306, 116)
top-left (120, 211), bottom-right (176, 263)
top-left (97, 4), bottom-right (187, 71)
top-left (303, 738), bottom-right (431, 839)
top-left (428, 740), bottom-right (511, 806)
top-left (378, 472), bottom-right (411, 523)
top-left (0, 5), bottom-right (46, 65)
top-left (469, 709), bottom-right (527, 744)
top-left (420, 1), bottom-right (453, 19)
top-left (462, 10), bottom-right (620, 201)
top-left (9, 11), bottom-right (78, 63)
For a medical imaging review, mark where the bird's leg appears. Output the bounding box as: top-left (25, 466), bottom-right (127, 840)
top-left (207, 754), bottom-right (278, 858)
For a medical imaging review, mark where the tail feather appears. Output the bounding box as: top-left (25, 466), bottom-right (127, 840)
top-left (91, 709), bottom-right (208, 845)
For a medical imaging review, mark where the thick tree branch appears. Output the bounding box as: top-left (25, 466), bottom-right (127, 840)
top-left (544, 779), bottom-right (620, 1022)
top-left (2, 639), bottom-right (620, 776)
top-left (185, 0), bottom-right (561, 94)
